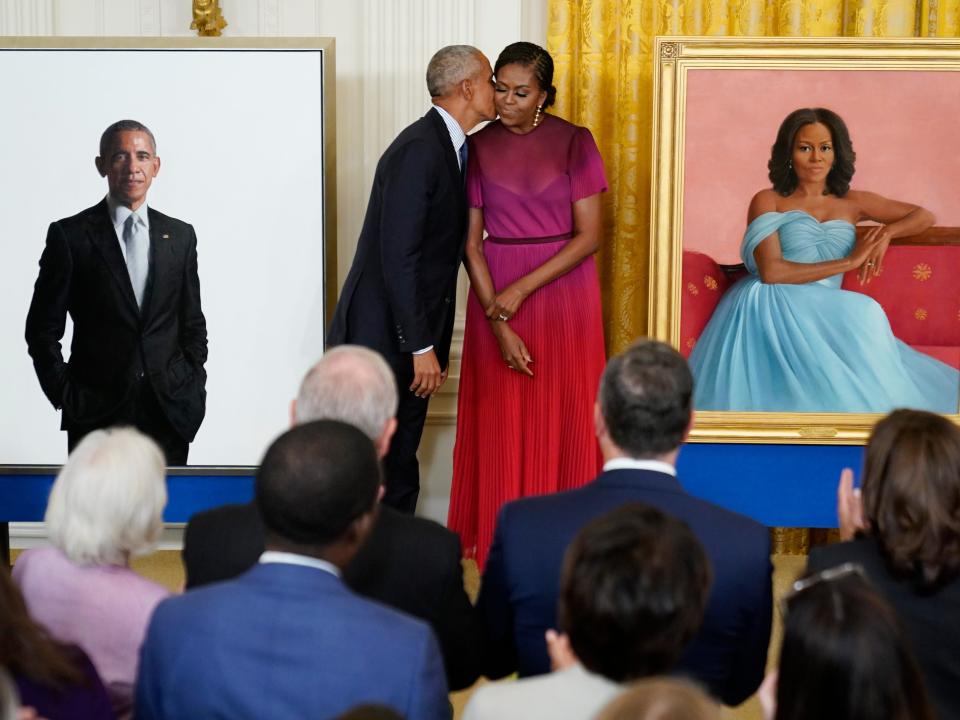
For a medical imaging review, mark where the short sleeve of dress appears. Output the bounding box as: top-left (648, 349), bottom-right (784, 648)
top-left (568, 127), bottom-right (608, 202)
top-left (466, 136), bottom-right (482, 208)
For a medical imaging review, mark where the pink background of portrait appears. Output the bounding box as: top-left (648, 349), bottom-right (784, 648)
top-left (682, 69), bottom-right (960, 263)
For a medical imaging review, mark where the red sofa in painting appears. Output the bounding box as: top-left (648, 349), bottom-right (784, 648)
top-left (681, 228), bottom-right (960, 369)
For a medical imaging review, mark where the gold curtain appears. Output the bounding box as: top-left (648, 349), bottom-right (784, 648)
top-left (547, 0), bottom-right (960, 355)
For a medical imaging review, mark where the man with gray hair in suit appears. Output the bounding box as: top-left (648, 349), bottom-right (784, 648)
top-left (327, 45), bottom-right (497, 514)
top-left (182, 344), bottom-right (482, 690)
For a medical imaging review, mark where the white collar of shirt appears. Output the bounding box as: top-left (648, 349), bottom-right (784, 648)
top-left (258, 550), bottom-right (341, 578)
top-left (432, 104), bottom-right (467, 169)
top-left (107, 193), bottom-right (150, 233)
top-left (106, 194), bottom-right (150, 260)
top-left (602, 457), bottom-right (677, 477)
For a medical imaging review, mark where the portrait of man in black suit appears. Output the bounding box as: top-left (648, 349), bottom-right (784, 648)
top-left (25, 119), bottom-right (208, 465)
top-left (327, 44), bottom-right (496, 513)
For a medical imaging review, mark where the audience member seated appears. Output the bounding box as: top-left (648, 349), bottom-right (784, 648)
top-left (808, 408), bottom-right (960, 719)
top-left (0, 566), bottom-right (113, 720)
top-left (13, 428), bottom-right (170, 717)
top-left (136, 421), bottom-right (448, 719)
top-left (477, 338), bottom-right (772, 706)
top-left (181, 345), bottom-right (480, 690)
top-left (596, 678), bottom-right (720, 720)
top-left (760, 566), bottom-right (933, 720)
top-left (464, 503), bottom-right (711, 720)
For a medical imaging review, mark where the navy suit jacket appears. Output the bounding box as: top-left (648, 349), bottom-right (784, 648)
top-left (477, 469), bottom-right (772, 706)
top-left (327, 108), bottom-right (466, 369)
top-left (135, 562), bottom-right (449, 720)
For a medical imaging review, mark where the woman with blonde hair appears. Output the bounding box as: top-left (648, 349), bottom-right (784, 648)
top-left (13, 427), bottom-right (171, 717)
top-left (597, 678), bottom-right (719, 720)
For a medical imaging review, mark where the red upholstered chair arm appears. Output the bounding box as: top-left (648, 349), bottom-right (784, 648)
top-left (841, 227), bottom-right (960, 349)
top-left (680, 251), bottom-right (743, 358)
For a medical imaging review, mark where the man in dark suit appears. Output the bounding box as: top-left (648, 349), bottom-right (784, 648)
top-left (477, 339), bottom-right (773, 707)
top-left (137, 421), bottom-right (448, 719)
top-left (327, 44), bottom-right (496, 513)
top-left (182, 345), bottom-right (481, 690)
top-left (25, 119), bottom-right (207, 465)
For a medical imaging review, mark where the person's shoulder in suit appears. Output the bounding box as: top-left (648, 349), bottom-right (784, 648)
top-left (347, 504), bottom-right (482, 690)
top-left (182, 503), bottom-right (265, 589)
top-left (146, 206), bottom-right (194, 234)
top-left (808, 535), bottom-right (880, 573)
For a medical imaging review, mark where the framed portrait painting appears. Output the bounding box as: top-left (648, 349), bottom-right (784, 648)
top-left (649, 37), bottom-right (960, 444)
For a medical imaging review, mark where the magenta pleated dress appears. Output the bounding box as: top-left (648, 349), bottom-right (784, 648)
top-left (448, 115), bottom-right (608, 569)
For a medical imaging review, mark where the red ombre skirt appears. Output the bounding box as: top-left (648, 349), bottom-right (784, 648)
top-left (448, 236), bottom-right (606, 569)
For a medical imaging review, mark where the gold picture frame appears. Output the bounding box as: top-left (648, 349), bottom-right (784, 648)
top-left (648, 36), bottom-right (960, 444)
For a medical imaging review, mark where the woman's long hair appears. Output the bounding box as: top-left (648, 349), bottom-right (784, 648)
top-left (0, 565), bottom-right (85, 689)
top-left (775, 571), bottom-right (933, 720)
top-left (862, 409), bottom-right (960, 589)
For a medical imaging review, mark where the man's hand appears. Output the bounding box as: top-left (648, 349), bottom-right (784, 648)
top-left (545, 629), bottom-right (577, 671)
top-left (410, 349), bottom-right (444, 398)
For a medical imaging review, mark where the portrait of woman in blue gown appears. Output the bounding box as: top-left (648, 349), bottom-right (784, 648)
top-left (689, 108), bottom-right (960, 414)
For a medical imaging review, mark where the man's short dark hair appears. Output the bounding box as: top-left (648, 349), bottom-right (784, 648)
top-left (255, 420), bottom-right (381, 547)
top-left (598, 339), bottom-right (693, 457)
top-left (99, 119), bottom-right (157, 157)
top-left (559, 503), bottom-right (712, 683)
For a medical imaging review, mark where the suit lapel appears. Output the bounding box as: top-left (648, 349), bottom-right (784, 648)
top-left (87, 200), bottom-right (140, 317)
top-left (141, 209), bottom-right (171, 321)
top-left (426, 108), bottom-right (465, 213)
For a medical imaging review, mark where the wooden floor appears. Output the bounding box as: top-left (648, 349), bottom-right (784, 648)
top-left (11, 549), bottom-right (807, 719)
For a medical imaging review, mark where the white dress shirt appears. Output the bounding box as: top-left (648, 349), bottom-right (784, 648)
top-left (258, 550), bottom-right (341, 578)
top-left (602, 457), bottom-right (677, 476)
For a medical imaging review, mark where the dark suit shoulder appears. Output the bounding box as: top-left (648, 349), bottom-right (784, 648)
top-left (188, 502), bottom-right (259, 530)
top-left (378, 505), bottom-right (460, 551)
top-left (808, 536), bottom-right (882, 572)
top-left (182, 503), bottom-right (264, 589)
top-left (53, 201), bottom-right (109, 232)
top-left (147, 206), bottom-right (194, 234)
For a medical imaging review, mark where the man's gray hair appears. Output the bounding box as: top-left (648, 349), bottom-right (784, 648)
top-left (45, 427), bottom-right (167, 565)
top-left (294, 345), bottom-right (398, 441)
top-left (426, 45), bottom-right (484, 98)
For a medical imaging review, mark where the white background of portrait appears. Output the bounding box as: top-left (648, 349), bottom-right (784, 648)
top-left (0, 46), bottom-right (327, 466)
top-left (0, 0), bottom-right (548, 528)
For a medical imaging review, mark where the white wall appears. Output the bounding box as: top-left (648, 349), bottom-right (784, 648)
top-left (1, 0), bottom-right (548, 532)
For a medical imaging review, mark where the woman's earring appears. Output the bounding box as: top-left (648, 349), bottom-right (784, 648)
top-left (533, 105), bottom-right (542, 128)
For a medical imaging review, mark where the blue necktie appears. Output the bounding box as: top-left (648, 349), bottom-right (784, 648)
top-left (459, 141), bottom-right (468, 183)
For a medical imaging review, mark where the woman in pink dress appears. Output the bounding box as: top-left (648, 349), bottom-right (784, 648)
top-left (448, 42), bottom-right (608, 568)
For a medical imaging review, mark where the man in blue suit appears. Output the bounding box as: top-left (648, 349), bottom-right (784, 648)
top-left (135, 421), bottom-right (448, 719)
top-left (477, 339), bottom-right (773, 707)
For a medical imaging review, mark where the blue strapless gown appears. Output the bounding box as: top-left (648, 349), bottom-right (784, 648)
top-left (689, 211), bottom-right (959, 413)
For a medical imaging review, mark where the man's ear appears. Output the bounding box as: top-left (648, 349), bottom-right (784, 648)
top-left (376, 417), bottom-right (398, 459)
top-left (152, 155), bottom-right (161, 177)
top-left (593, 401), bottom-right (607, 441)
top-left (681, 412), bottom-right (695, 444)
top-left (95, 156), bottom-right (107, 177)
